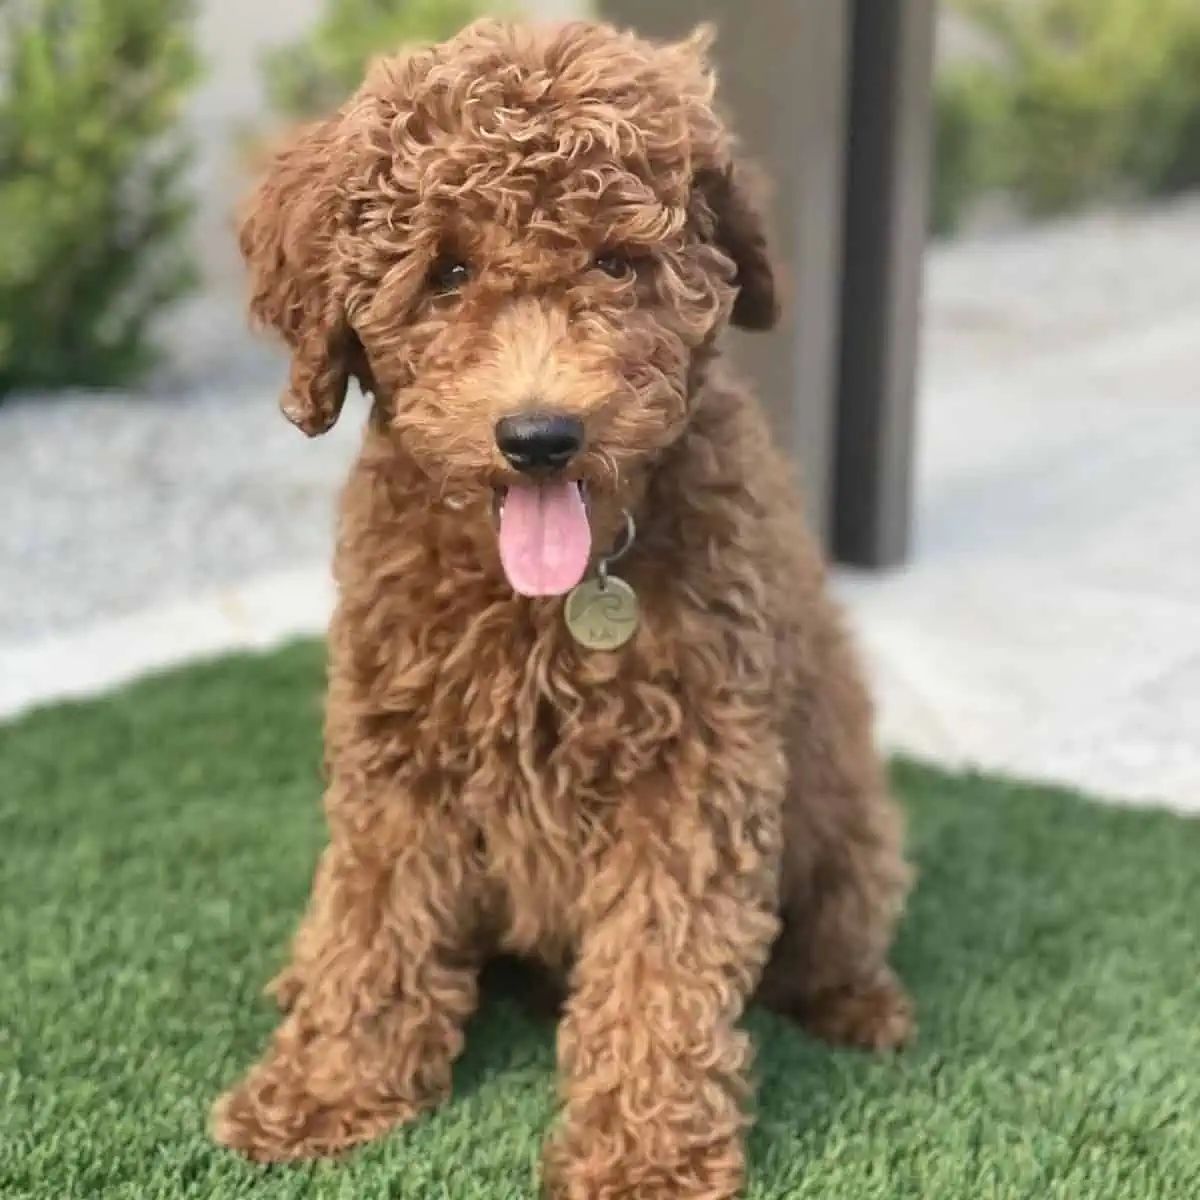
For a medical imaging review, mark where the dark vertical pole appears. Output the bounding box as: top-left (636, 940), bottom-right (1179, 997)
top-left (833, 0), bottom-right (937, 567)
top-left (597, 0), bottom-right (851, 543)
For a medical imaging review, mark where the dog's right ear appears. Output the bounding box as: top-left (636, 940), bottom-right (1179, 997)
top-left (693, 159), bottom-right (780, 332)
top-left (238, 116), bottom-right (354, 437)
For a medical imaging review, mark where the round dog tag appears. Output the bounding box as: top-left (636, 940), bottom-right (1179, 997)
top-left (564, 576), bottom-right (640, 651)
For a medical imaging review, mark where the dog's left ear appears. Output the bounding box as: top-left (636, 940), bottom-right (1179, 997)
top-left (662, 24), bottom-right (780, 332)
top-left (693, 160), bottom-right (780, 332)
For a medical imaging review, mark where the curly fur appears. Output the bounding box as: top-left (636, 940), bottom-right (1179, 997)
top-left (213, 18), bottom-right (914, 1198)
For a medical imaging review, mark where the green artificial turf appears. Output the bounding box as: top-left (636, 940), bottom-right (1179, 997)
top-left (2, 641), bottom-right (1198, 1200)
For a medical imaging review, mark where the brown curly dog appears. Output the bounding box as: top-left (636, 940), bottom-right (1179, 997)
top-left (211, 18), bottom-right (914, 1198)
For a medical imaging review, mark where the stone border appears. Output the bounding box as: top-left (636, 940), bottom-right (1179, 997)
top-left (0, 567), bottom-right (334, 722)
top-left (4, 563), bottom-right (1196, 818)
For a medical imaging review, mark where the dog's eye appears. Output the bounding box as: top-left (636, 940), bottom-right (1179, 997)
top-left (593, 250), bottom-right (634, 279)
top-left (429, 257), bottom-right (471, 294)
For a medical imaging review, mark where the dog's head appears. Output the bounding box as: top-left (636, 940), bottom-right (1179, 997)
top-left (240, 19), bottom-right (779, 596)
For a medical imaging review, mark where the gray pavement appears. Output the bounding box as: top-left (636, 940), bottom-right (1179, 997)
top-left (838, 195), bottom-right (1200, 810)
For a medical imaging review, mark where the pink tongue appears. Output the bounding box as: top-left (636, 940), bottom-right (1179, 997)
top-left (498, 479), bottom-right (592, 597)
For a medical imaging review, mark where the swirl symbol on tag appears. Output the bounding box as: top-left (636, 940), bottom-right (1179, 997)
top-left (564, 576), bottom-right (640, 651)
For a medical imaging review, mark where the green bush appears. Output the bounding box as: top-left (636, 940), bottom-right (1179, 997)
top-left (934, 0), bottom-right (1200, 235)
top-left (0, 0), bottom-right (201, 396)
top-left (263, 0), bottom-right (490, 123)
top-left (931, 65), bottom-right (1008, 236)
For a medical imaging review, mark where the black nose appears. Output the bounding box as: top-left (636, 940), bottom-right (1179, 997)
top-left (494, 412), bottom-right (584, 473)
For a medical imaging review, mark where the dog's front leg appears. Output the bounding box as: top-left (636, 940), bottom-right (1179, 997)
top-left (212, 788), bottom-right (480, 1163)
top-left (543, 750), bottom-right (785, 1200)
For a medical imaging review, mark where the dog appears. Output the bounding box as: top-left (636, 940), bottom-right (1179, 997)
top-left (211, 19), bottom-right (914, 1199)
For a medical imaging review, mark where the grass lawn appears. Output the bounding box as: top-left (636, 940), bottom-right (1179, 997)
top-left (2, 641), bottom-right (1198, 1199)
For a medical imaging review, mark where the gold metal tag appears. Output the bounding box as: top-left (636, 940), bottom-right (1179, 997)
top-left (564, 575), bottom-right (640, 651)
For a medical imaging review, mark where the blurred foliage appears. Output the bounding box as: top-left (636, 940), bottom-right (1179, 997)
top-left (931, 66), bottom-right (1008, 237)
top-left (263, 0), bottom-right (490, 122)
top-left (934, 0), bottom-right (1200, 235)
top-left (0, 0), bottom-right (201, 396)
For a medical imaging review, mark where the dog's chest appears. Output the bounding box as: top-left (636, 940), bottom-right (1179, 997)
top-left (442, 632), bottom-right (676, 953)
top-left (364, 582), bottom-right (690, 949)
top-left (458, 680), bottom-right (628, 952)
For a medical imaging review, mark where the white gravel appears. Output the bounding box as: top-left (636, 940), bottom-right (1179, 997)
top-left (0, 366), bottom-right (362, 641)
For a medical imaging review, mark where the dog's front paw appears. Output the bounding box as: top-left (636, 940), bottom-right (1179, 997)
top-left (211, 1060), bottom-right (417, 1163)
top-left (543, 1132), bottom-right (744, 1200)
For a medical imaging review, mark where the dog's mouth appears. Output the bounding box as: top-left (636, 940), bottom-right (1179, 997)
top-left (492, 479), bottom-right (592, 599)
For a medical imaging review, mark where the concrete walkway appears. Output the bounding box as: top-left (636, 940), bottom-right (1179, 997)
top-left (840, 196), bottom-right (1200, 811)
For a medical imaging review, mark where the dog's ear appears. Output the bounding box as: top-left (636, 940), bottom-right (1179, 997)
top-left (694, 159), bottom-right (780, 332)
top-left (238, 116), bottom-right (356, 436)
top-left (667, 23), bottom-right (780, 332)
